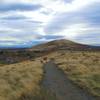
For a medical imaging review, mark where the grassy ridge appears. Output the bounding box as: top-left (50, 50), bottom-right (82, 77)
top-left (0, 59), bottom-right (43, 100)
top-left (47, 51), bottom-right (100, 97)
top-left (0, 58), bottom-right (57, 100)
top-left (0, 39), bottom-right (100, 99)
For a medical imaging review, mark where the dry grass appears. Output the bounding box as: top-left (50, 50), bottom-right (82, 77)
top-left (47, 50), bottom-right (100, 97)
top-left (0, 49), bottom-right (100, 99)
top-left (0, 58), bottom-right (43, 100)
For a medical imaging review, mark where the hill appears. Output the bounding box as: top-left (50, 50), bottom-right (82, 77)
top-left (30, 39), bottom-right (100, 51)
top-left (0, 39), bottom-right (100, 99)
top-left (0, 39), bottom-right (100, 64)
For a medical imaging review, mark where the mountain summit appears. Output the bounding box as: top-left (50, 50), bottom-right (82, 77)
top-left (30, 39), bottom-right (100, 51)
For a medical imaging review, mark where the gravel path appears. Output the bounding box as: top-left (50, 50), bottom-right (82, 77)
top-left (42, 61), bottom-right (96, 100)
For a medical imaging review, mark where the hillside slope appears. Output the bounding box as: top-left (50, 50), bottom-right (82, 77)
top-left (0, 39), bottom-right (100, 64)
top-left (30, 39), bottom-right (100, 51)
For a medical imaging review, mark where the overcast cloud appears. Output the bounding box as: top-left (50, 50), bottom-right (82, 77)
top-left (0, 0), bottom-right (100, 47)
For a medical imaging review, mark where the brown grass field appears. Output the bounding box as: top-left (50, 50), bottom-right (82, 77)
top-left (0, 58), bottom-right (43, 100)
top-left (47, 50), bottom-right (100, 97)
top-left (0, 57), bottom-right (57, 100)
top-left (0, 39), bottom-right (100, 100)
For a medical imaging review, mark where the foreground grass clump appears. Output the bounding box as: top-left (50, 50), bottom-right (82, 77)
top-left (0, 59), bottom-right (43, 100)
top-left (19, 87), bottom-right (57, 100)
top-left (48, 51), bottom-right (100, 97)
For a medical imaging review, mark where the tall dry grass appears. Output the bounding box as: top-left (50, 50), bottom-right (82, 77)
top-left (47, 51), bottom-right (100, 97)
top-left (0, 59), bottom-right (43, 100)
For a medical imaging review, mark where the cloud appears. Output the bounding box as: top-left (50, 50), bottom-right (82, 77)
top-left (44, 0), bottom-right (100, 45)
top-left (0, 33), bottom-right (44, 48)
top-left (0, 0), bottom-right (100, 47)
top-left (45, 1), bottom-right (100, 33)
top-left (63, 0), bottom-right (73, 3)
top-left (0, 3), bottom-right (42, 12)
top-left (75, 33), bottom-right (100, 45)
top-left (1, 15), bottom-right (27, 20)
top-left (44, 35), bottom-right (64, 40)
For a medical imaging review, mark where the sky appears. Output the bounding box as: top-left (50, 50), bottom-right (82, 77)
top-left (0, 0), bottom-right (100, 48)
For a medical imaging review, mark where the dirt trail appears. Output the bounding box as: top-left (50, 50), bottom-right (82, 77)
top-left (42, 61), bottom-right (96, 100)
